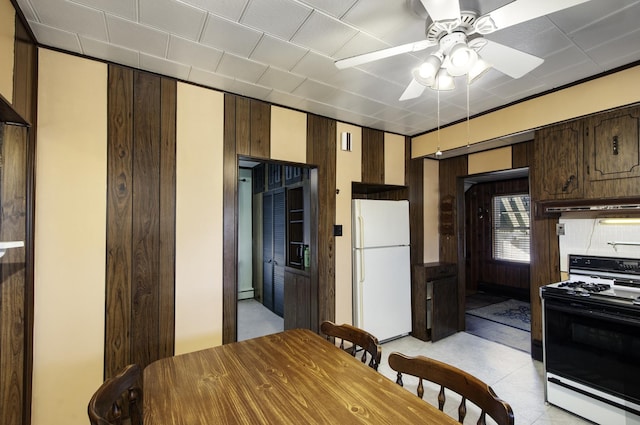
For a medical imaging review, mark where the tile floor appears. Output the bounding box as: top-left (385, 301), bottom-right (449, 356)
top-left (378, 333), bottom-right (592, 425)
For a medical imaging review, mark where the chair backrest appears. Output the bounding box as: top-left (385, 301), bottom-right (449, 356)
top-left (320, 321), bottom-right (382, 370)
top-left (388, 352), bottom-right (514, 425)
top-left (88, 364), bottom-right (143, 425)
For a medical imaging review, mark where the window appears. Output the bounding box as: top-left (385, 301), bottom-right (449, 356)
top-left (493, 194), bottom-right (530, 262)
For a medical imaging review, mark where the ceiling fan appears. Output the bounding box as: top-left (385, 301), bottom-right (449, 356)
top-left (335, 0), bottom-right (591, 100)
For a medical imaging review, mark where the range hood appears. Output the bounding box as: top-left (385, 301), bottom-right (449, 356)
top-left (538, 198), bottom-right (640, 215)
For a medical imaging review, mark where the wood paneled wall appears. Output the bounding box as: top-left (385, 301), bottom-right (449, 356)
top-left (223, 94), bottom-right (271, 343)
top-left (0, 124), bottom-right (28, 425)
top-left (105, 65), bottom-right (176, 377)
top-left (0, 13), bottom-right (36, 425)
top-left (307, 115), bottom-right (336, 327)
top-left (362, 127), bottom-right (384, 184)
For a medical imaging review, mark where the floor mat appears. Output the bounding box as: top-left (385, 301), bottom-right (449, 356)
top-left (466, 299), bottom-right (531, 331)
top-left (465, 315), bottom-right (531, 353)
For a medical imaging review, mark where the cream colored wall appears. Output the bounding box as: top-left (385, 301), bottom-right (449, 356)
top-left (413, 65), bottom-right (640, 158)
top-left (335, 123), bottom-right (362, 325)
top-left (468, 147), bottom-right (512, 175)
top-left (423, 159), bottom-right (440, 262)
top-left (0, 0), bottom-right (15, 102)
top-left (175, 83), bottom-right (225, 354)
top-left (33, 49), bottom-right (107, 425)
top-left (270, 106), bottom-right (307, 163)
top-left (384, 133), bottom-right (405, 185)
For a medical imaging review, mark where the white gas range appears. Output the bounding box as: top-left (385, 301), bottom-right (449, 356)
top-left (541, 255), bottom-right (640, 425)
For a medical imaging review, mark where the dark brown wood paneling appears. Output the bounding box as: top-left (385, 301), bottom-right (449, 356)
top-left (0, 124), bottom-right (28, 425)
top-left (250, 99), bottom-right (270, 158)
top-left (439, 156), bottom-right (467, 263)
top-left (235, 97), bottom-right (250, 156)
top-left (307, 115), bottom-right (336, 327)
top-left (106, 65), bottom-right (134, 378)
top-left (512, 140), bottom-right (534, 169)
top-left (223, 94), bottom-right (239, 343)
top-left (6, 13), bottom-right (37, 425)
top-left (106, 66), bottom-right (177, 375)
top-left (362, 127), bottom-right (384, 184)
top-left (159, 78), bottom-right (176, 359)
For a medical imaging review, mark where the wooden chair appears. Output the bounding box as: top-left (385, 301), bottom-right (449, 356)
top-left (388, 352), bottom-right (514, 425)
top-left (88, 364), bottom-right (143, 425)
top-left (320, 321), bottom-right (382, 370)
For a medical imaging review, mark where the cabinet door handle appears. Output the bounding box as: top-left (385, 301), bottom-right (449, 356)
top-left (562, 175), bottom-right (575, 192)
top-left (613, 135), bottom-right (619, 155)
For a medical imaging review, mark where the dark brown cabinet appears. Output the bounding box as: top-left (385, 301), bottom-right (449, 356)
top-left (533, 121), bottom-right (583, 200)
top-left (412, 263), bottom-right (458, 342)
top-left (263, 189), bottom-right (285, 317)
top-left (585, 106), bottom-right (640, 198)
top-left (284, 267), bottom-right (310, 330)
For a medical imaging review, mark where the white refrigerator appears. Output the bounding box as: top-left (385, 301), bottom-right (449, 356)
top-left (352, 199), bottom-right (412, 342)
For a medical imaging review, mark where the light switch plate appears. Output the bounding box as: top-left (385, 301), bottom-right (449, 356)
top-left (556, 223), bottom-right (565, 236)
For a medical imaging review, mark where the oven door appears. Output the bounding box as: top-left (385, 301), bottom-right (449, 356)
top-left (543, 294), bottom-right (640, 421)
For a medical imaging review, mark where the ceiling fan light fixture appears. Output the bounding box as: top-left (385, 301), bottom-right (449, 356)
top-left (431, 68), bottom-right (455, 91)
top-left (448, 43), bottom-right (478, 76)
top-left (467, 57), bottom-right (491, 84)
top-left (417, 52), bottom-right (443, 80)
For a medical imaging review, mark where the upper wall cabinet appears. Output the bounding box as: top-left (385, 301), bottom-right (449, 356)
top-left (533, 121), bottom-right (583, 200)
top-left (585, 106), bottom-right (640, 198)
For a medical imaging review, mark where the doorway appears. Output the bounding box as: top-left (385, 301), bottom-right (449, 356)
top-left (237, 158), bottom-right (316, 341)
top-left (461, 168), bottom-right (532, 352)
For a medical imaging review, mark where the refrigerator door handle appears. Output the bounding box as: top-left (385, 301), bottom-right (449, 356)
top-left (358, 215), bottom-right (365, 283)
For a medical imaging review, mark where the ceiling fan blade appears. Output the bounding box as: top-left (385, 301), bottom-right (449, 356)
top-left (399, 78), bottom-right (427, 101)
top-left (419, 0), bottom-right (461, 22)
top-left (335, 39), bottom-right (436, 69)
top-left (476, 0), bottom-right (591, 34)
top-left (477, 40), bottom-right (543, 78)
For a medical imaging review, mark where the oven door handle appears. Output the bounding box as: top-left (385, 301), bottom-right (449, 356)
top-left (546, 302), bottom-right (640, 327)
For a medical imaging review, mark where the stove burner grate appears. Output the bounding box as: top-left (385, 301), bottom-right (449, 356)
top-left (559, 281), bottom-right (611, 292)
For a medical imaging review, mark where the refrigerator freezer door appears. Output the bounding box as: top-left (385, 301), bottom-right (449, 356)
top-left (353, 200), bottom-right (410, 249)
top-left (353, 245), bottom-right (412, 342)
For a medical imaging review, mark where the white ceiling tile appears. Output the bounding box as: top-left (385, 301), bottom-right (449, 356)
top-left (188, 67), bottom-right (235, 91)
top-left (200, 14), bottom-right (262, 57)
top-left (291, 11), bottom-right (358, 56)
top-left (264, 89), bottom-right (304, 109)
top-left (298, 0), bottom-right (358, 18)
top-left (530, 46), bottom-right (593, 78)
top-left (290, 50), bottom-right (341, 81)
top-left (216, 53), bottom-right (268, 83)
top-left (168, 35), bottom-right (222, 72)
top-left (140, 53), bottom-right (191, 81)
top-left (71, 0), bottom-right (137, 20)
top-left (342, 0), bottom-right (419, 40)
top-left (107, 15), bottom-right (169, 57)
top-left (31, 0), bottom-right (107, 41)
top-left (250, 35), bottom-right (309, 71)
top-left (139, 0), bottom-right (206, 41)
top-left (178, 0), bottom-right (250, 21)
top-left (230, 79), bottom-right (273, 100)
top-left (586, 27), bottom-right (640, 69)
top-left (328, 91), bottom-right (386, 116)
top-left (80, 35), bottom-right (140, 68)
top-left (292, 79), bottom-right (340, 103)
top-left (257, 67), bottom-right (305, 93)
top-left (490, 75), bottom-right (546, 102)
top-left (14, 0), bottom-right (37, 22)
top-left (372, 106), bottom-right (413, 122)
top-left (29, 21), bottom-right (82, 53)
top-left (569, 4), bottom-right (640, 50)
top-left (549, 0), bottom-right (640, 33)
top-left (241, 0), bottom-right (312, 40)
top-left (332, 32), bottom-right (390, 63)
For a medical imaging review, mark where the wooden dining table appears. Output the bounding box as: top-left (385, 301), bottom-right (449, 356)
top-left (143, 328), bottom-right (458, 424)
